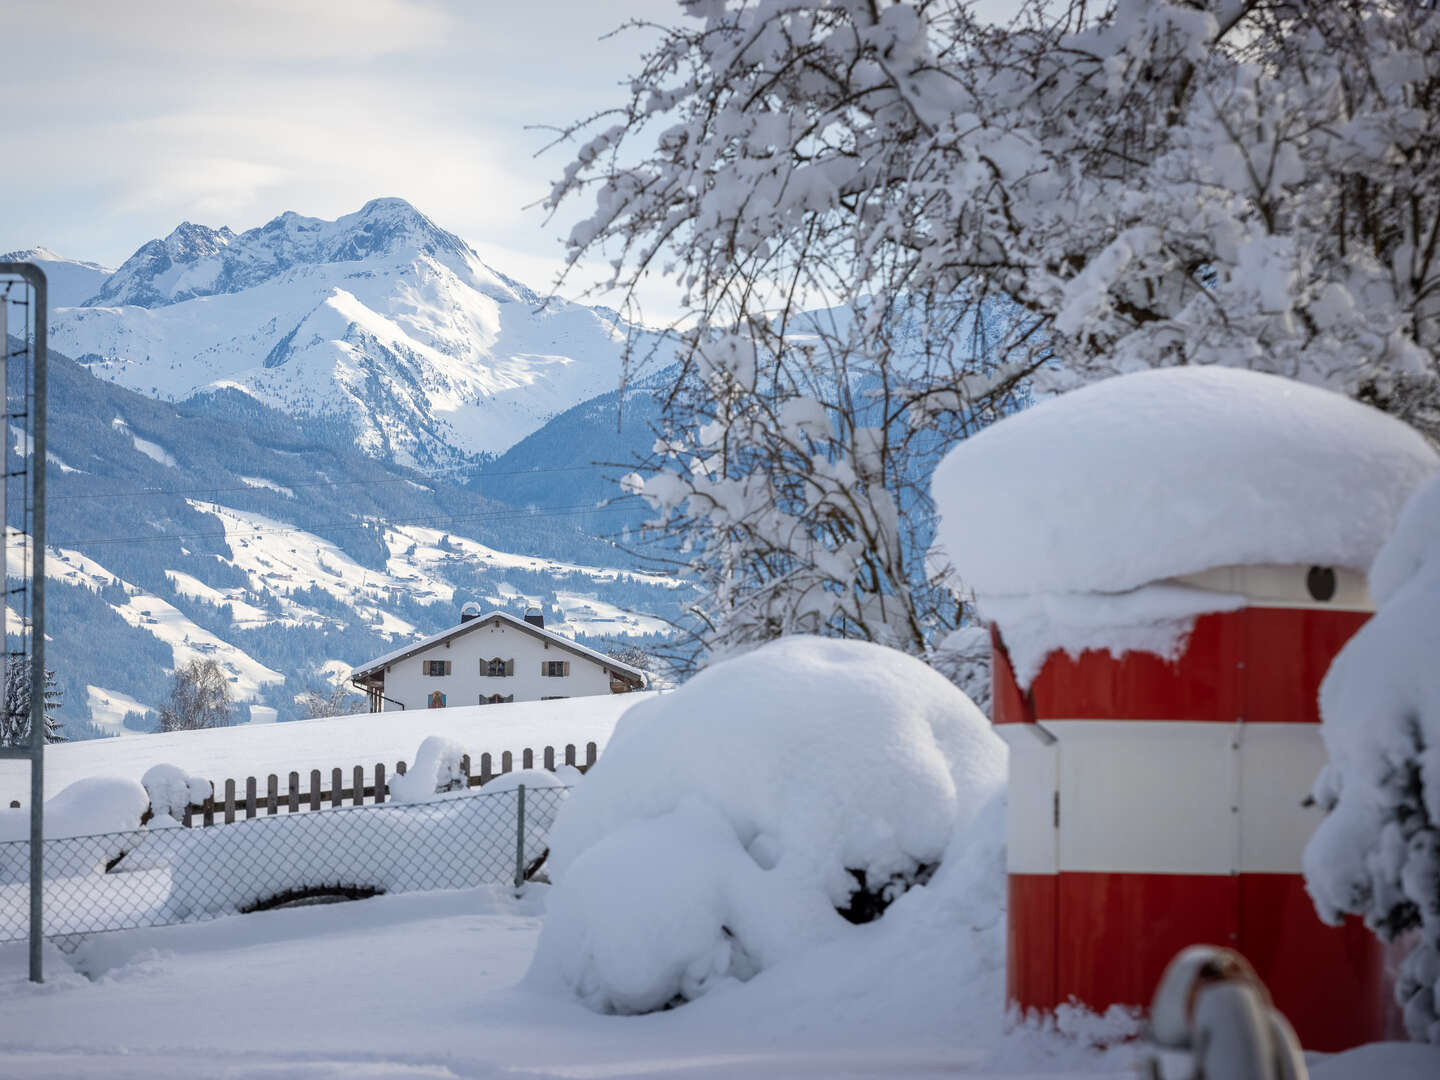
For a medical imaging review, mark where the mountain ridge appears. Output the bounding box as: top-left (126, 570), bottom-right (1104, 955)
top-left (43, 198), bottom-right (675, 468)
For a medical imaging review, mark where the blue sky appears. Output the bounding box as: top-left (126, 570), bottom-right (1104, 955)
top-left (4, 0), bottom-right (680, 307)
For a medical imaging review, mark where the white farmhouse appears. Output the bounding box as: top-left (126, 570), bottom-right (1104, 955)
top-left (349, 605), bottom-right (646, 713)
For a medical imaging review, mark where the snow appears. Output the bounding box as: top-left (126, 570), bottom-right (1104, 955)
top-left (10, 533), bottom-right (285, 705)
top-left (245, 705), bottom-right (277, 725)
top-left (0, 247), bottom-right (114, 308)
top-left (1304, 471), bottom-right (1440, 1043)
top-left (0, 778), bottom-right (149, 885)
top-left (110, 418), bottom-right (178, 468)
top-left (0, 645), bottom-right (1427, 1076)
top-left (47, 199), bottom-right (674, 466)
top-left (530, 636), bottom-right (1005, 1014)
top-left (932, 367), bottom-right (1436, 598)
top-left (978, 582), bottom-right (1249, 689)
top-left (0, 778), bottom-right (148, 844)
top-left (174, 502), bottom-right (670, 643)
top-left (139, 764), bottom-right (212, 822)
top-left (385, 735), bottom-right (468, 802)
top-left (238, 475), bottom-right (295, 498)
top-left (0, 836), bottom-right (1422, 1078)
top-left (931, 367), bottom-right (1437, 683)
top-left (0, 693), bottom-right (653, 806)
top-left (163, 569), bottom-right (269, 623)
top-left (352, 608), bottom-right (646, 683)
top-left (163, 782), bottom-right (562, 921)
top-left (83, 686), bottom-right (149, 734)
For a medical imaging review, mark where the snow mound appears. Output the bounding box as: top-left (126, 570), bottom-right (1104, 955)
top-left (386, 736), bottom-right (468, 803)
top-left (1304, 473), bottom-right (1440, 1043)
top-left (932, 367), bottom-right (1437, 598)
top-left (527, 636), bottom-right (1005, 1014)
top-left (0, 777), bottom-right (149, 843)
top-left (0, 777), bottom-right (150, 882)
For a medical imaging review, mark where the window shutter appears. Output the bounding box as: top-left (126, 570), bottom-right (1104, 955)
top-left (562, 661), bottom-right (570, 676)
top-left (541, 662), bottom-right (548, 677)
top-left (505, 659), bottom-right (514, 676)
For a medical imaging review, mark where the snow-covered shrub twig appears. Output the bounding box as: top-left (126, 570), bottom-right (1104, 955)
top-left (1305, 473), bottom-right (1440, 1043)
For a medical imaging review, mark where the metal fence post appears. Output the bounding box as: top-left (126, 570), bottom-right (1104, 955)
top-left (513, 784), bottom-right (526, 890)
top-left (0, 263), bottom-right (47, 984)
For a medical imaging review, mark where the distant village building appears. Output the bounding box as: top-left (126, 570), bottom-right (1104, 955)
top-left (349, 604), bottom-right (645, 712)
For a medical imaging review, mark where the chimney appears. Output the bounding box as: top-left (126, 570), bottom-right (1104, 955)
top-left (460, 601), bottom-right (482, 623)
top-left (524, 606), bottom-right (544, 629)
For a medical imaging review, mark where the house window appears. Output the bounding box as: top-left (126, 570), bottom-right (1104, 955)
top-left (424, 660), bottom-right (451, 676)
top-left (486, 657), bottom-right (514, 677)
top-left (540, 695), bottom-right (569, 701)
top-left (482, 693), bottom-right (513, 705)
top-left (428, 690), bottom-right (446, 709)
top-left (542, 660), bottom-right (570, 678)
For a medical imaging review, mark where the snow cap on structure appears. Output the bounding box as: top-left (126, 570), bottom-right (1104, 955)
top-left (931, 367), bottom-right (1438, 598)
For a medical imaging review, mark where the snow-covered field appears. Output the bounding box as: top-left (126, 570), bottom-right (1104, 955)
top-left (0, 639), bottom-right (1433, 1078)
top-left (0, 694), bottom-right (652, 805)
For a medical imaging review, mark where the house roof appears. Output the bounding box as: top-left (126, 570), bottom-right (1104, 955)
top-left (349, 610), bottom-right (647, 686)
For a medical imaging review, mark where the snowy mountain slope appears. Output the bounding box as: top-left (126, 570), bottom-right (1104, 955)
top-left (46, 199), bottom-right (674, 468)
top-left (0, 247), bottom-right (114, 309)
top-left (7, 342), bottom-right (685, 735)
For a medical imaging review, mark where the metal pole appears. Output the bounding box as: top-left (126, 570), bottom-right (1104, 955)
top-left (30, 266), bottom-right (46, 983)
top-left (513, 784), bottom-right (526, 890)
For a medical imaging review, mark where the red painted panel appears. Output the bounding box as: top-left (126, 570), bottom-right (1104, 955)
top-left (991, 626), bottom-right (1033, 726)
top-left (1237, 874), bottom-right (1386, 1051)
top-left (1055, 872), bottom-right (1238, 1013)
top-left (1008, 873), bottom-right (1057, 1012)
top-left (1242, 608), bottom-right (1370, 725)
top-left (1021, 607), bottom-right (1369, 725)
top-left (1030, 612), bottom-right (1244, 723)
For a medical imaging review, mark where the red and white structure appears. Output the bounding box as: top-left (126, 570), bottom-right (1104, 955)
top-left (992, 565), bottom-right (1384, 1051)
top-left (929, 366), bottom-right (1440, 1052)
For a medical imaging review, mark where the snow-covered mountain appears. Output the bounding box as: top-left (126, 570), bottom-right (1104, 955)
top-left (1, 247), bottom-right (116, 309)
top-left (46, 199), bottom-right (670, 469)
top-left (12, 340), bottom-right (684, 736)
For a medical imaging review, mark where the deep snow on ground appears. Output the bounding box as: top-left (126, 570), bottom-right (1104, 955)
top-left (0, 882), bottom-right (1432, 1079)
top-left (0, 694), bottom-right (652, 805)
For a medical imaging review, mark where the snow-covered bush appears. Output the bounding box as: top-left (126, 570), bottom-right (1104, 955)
top-left (527, 636), bottom-right (1005, 1014)
top-left (1305, 473), bottom-right (1440, 1044)
top-left (141, 763), bottom-right (213, 822)
top-left (387, 736), bottom-right (468, 803)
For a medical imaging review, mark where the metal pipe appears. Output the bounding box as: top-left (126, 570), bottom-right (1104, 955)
top-left (513, 784), bottom-right (526, 891)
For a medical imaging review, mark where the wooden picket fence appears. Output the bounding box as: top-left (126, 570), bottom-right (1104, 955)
top-left (179, 741), bottom-right (599, 828)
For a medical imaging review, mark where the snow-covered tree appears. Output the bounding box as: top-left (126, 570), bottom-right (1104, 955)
top-left (299, 680), bottom-right (364, 719)
top-left (1305, 473), bottom-right (1440, 1045)
top-left (549, 0), bottom-right (1440, 663)
top-left (0, 663), bottom-right (65, 745)
top-left (158, 658), bottom-right (233, 731)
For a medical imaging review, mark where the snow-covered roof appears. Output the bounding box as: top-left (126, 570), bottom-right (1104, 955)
top-left (931, 367), bottom-right (1439, 599)
top-left (350, 610), bottom-right (646, 685)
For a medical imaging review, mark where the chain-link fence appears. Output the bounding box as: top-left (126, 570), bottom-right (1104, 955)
top-left (0, 783), bottom-right (567, 949)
